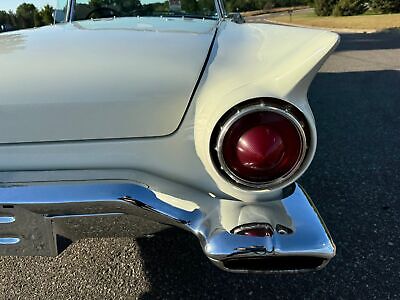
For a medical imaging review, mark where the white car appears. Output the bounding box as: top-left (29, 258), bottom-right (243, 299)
top-left (0, 0), bottom-right (339, 273)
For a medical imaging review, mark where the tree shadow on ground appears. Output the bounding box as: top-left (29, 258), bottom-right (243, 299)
top-left (336, 30), bottom-right (400, 52)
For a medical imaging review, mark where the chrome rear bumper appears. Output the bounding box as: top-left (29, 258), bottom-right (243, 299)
top-left (0, 181), bottom-right (335, 273)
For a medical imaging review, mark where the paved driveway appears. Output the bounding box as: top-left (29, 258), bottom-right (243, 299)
top-left (1, 30), bottom-right (399, 299)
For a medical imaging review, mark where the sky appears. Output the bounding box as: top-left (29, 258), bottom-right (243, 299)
top-left (0, 0), bottom-right (64, 12)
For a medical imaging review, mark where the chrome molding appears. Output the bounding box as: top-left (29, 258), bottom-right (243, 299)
top-left (0, 216), bottom-right (15, 224)
top-left (0, 238), bottom-right (20, 245)
top-left (0, 180), bottom-right (335, 273)
top-left (213, 102), bottom-right (308, 190)
top-left (66, 0), bottom-right (73, 22)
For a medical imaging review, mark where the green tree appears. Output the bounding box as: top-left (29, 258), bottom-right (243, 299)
top-left (263, 0), bottom-right (275, 10)
top-left (40, 4), bottom-right (54, 25)
top-left (198, 0), bottom-right (215, 14)
top-left (0, 10), bottom-right (19, 31)
top-left (370, 0), bottom-right (400, 13)
top-left (34, 10), bottom-right (43, 26)
top-left (181, 0), bottom-right (199, 13)
top-left (333, 0), bottom-right (367, 16)
top-left (223, 0), bottom-right (308, 12)
top-left (16, 3), bottom-right (40, 28)
top-left (7, 11), bottom-right (18, 28)
top-left (0, 10), bottom-right (9, 25)
top-left (314, 0), bottom-right (338, 15)
top-left (89, 0), bottom-right (142, 13)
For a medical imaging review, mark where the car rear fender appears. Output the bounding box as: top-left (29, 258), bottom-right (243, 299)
top-left (193, 21), bottom-right (339, 197)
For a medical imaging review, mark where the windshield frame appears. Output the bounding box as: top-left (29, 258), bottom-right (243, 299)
top-left (65, 0), bottom-right (225, 22)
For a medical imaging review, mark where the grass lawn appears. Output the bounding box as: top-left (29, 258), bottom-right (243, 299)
top-left (271, 12), bottom-right (400, 30)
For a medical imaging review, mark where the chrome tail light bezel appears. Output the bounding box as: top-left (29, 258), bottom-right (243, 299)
top-left (210, 99), bottom-right (310, 190)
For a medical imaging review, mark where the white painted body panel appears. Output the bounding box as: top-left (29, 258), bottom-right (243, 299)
top-left (194, 22), bottom-right (339, 199)
top-left (0, 18), bottom-right (217, 142)
top-left (0, 20), bottom-right (338, 202)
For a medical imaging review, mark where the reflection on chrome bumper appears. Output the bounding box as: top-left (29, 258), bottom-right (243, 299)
top-left (0, 182), bottom-right (335, 273)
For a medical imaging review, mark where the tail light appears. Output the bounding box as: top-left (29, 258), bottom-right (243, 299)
top-left (211, 99), bottom-right (308, 189)
top-left (232, 223), bottom-right (274, 237)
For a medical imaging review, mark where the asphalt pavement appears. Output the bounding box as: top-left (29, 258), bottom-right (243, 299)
top-left (0, 29), bottom-right (399, 299)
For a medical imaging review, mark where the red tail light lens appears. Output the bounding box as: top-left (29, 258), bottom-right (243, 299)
top-left (223, 111), bottom-right (302, 182)
top-left (213, 102), bottom-right (307, 189)
top-left (232, 223), bottom-right (274, 237)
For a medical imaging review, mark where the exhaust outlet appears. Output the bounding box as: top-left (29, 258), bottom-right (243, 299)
top-left (214, 222), bottom-right (329, 273)
top-left (222, 256), bottom-right (328, 272)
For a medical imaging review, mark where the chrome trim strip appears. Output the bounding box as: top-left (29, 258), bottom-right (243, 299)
top-left (214, 0), bottom-right (224, 19)
top-left (0, 216), bottom-right (15, 224)
top-left (66, 0), bottom-right (73, 22)
top-left (46, 212), bottom-right (125, 219)
top-left (0, 181), bottom-right (335, 273)
top-left (218, 0), bottom-right (227, 18)
top-left (0, 238), bottom-right (20, 245)
top-left (214, 102), bottom-right (308, 190)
